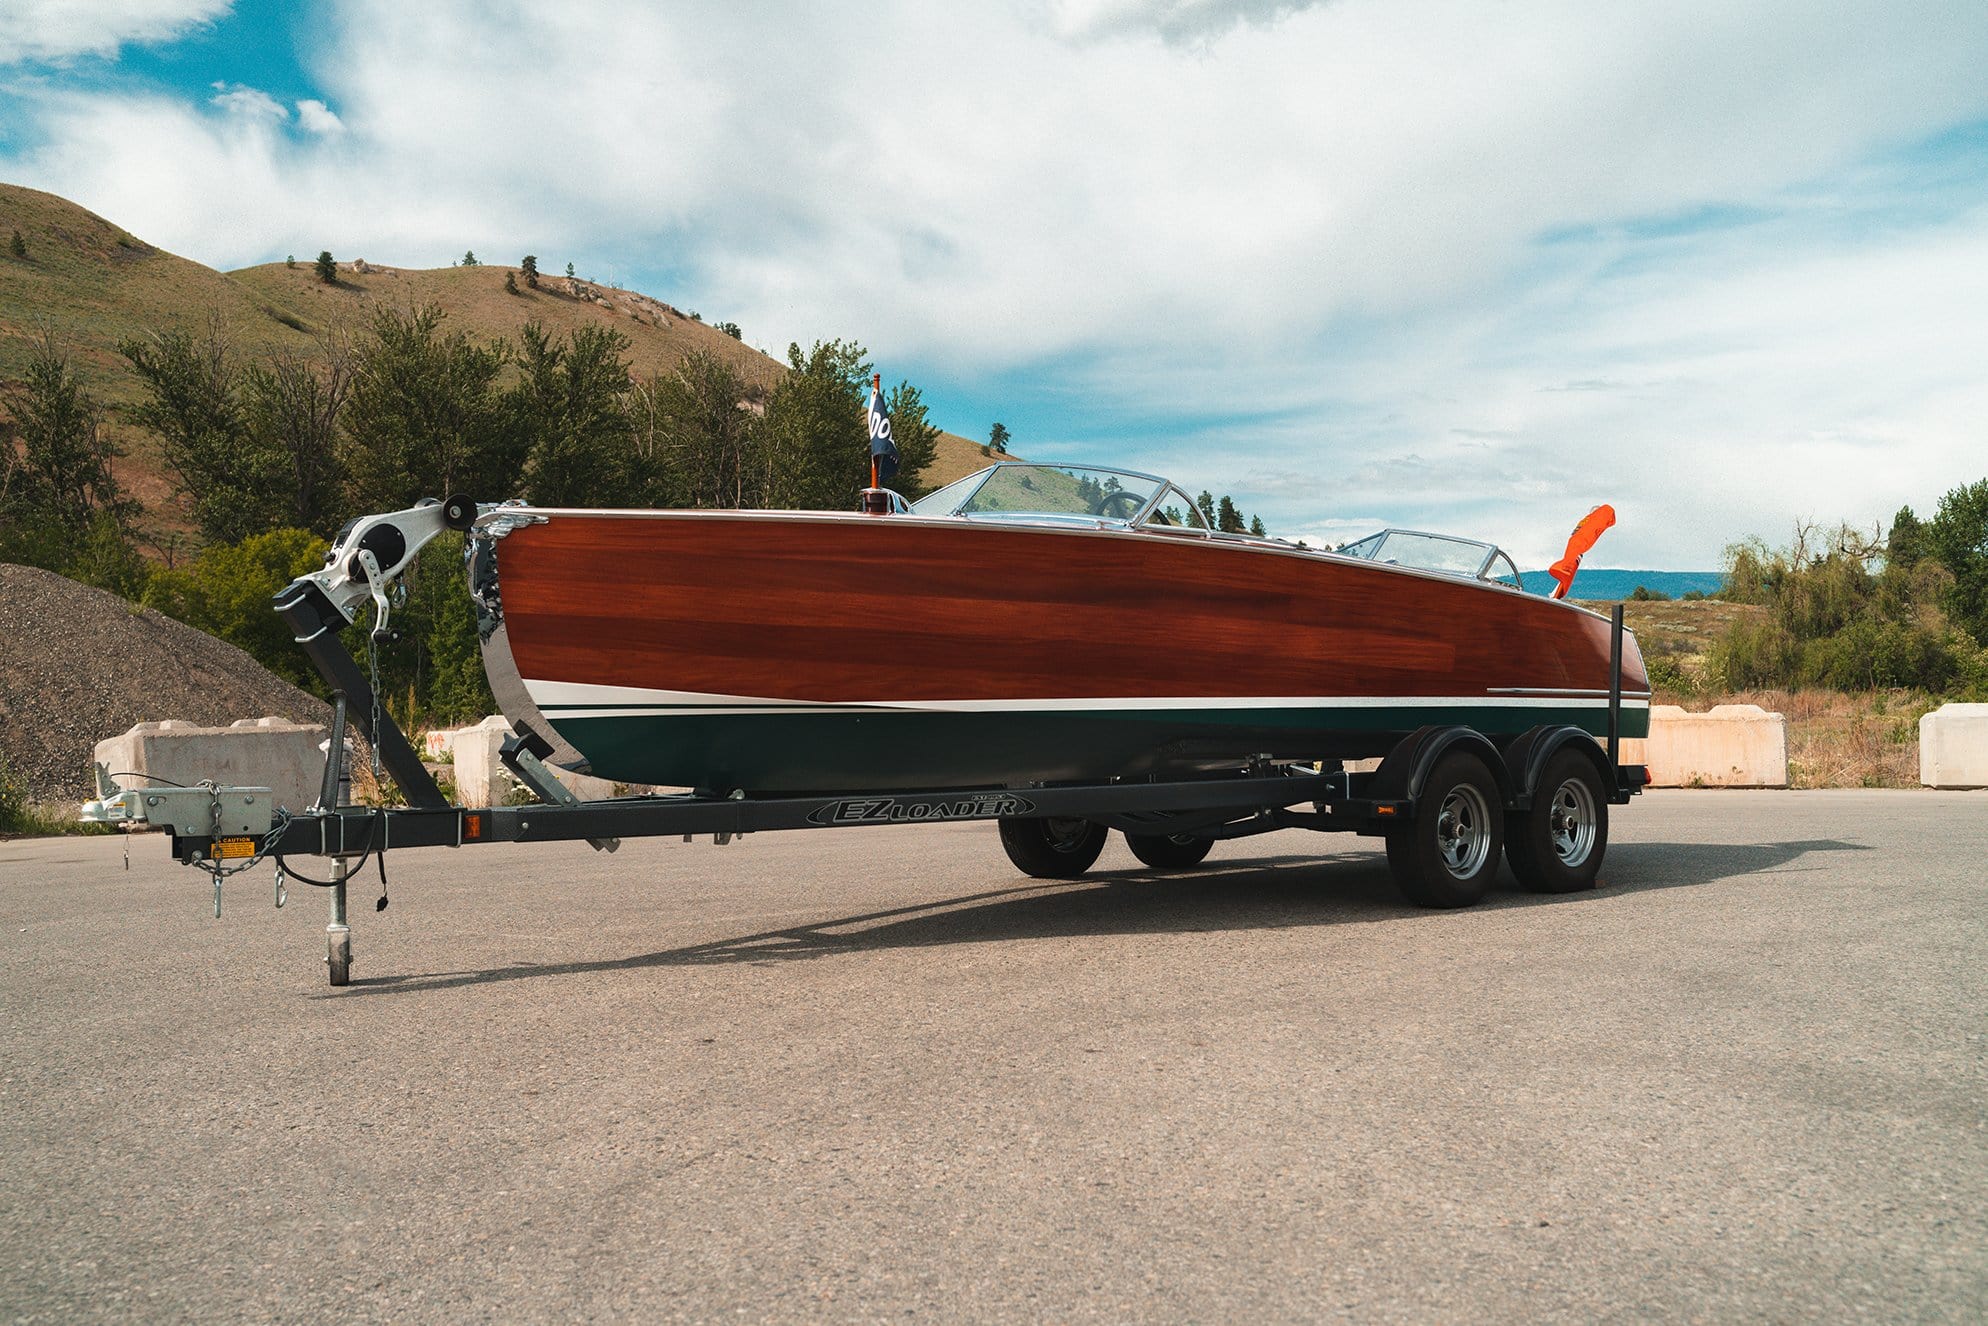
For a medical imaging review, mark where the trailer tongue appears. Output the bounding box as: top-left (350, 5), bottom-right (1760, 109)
top-left (83, 497), bottom-right (1645, 987)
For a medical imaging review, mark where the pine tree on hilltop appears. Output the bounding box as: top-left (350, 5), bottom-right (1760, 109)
top-left (521, 254), bottom-right (538, 288)
top-left (461, 250), bottom-right (478, 267)
top-left (989, 421), bottom-right (1009, 455)
top-left (1216, 495), bottom-right (1245, 533)
top-left (314, 251), bottom-right (337, 284)
top-left (1249, 515), bottom-right (1266, 537)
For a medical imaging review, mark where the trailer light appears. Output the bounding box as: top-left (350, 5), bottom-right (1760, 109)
top-left (1375, 805), bottom-right (1397, 816)
top-left (464, 813), bottom-right (483, 840)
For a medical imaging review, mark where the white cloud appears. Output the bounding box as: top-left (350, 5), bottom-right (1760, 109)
top-left (1043, 0), bottom-right (1327, 43)
top-left (209, 82), bottom-right (286, 121)
top-left (0, 0), bottom-right (231, 64)
top-left (295, 98), bottom-right (343, 134)
top-left (5, 0), bottom-right (1988, 564)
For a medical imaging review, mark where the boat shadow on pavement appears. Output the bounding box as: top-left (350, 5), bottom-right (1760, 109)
top-left (338, 837), bottom-right (1869, 996)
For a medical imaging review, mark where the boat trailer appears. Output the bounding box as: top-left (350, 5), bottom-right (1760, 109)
top-left (83, 499), bottom-right (1647, 986)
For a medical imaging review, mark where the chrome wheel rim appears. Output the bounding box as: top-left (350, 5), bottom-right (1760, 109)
top-left (1547, 777), bottom-right (1598, 867)
top-left (1435, 784), bottom-right (1492, 878)
top-left (1044, 818), bottom-right (1093, 853)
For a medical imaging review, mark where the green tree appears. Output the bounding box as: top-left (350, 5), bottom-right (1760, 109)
top-left (1216, 495), bottom-right (1245, 533)
top-left (520, 254), bottom-right (539, 288)
top-left (340, 305), bottom-right (523, 511)
top-left (504, 272), bottom-right (519, 295)
top-left (1887, 505), bottom-right (1930, 569)
top-left (1928, 478), bottom-right (1988, 644)
top-left (1249, 515), bottom-right (1267, 537)
top-left (565, 261), bottom-right (575, 279)
top-left (1195, 490), bottom-right (1216, 527)
top-left (144, 529), bottom-right (330, 692)
top-left (1708, 520), bottom-right (1983, 691)
top-left (508, 322), bottom-right (645, 507)
top-left (630, 351), bottom-right (764, 509)
top-left (121, 323), bottom-right (281, 544)
top-left (315, 250), bottom-right (337, 284)
top-left (461, 250), bottom-right (478, 267)
top-left (285, 254), bottom-right (296, 269)
top-left (240, 337), bottom-right (352, 537)
top-left (988, 421), bottom-right (1010, 455)
top-left (0, 334), bottom-right (139, 586)
top-left (884, 380), bottom-right (940, 498)
top-left (8, 229), bottom-right (25, 259)
top-left (715, 321), bottom-right (743, 340)
top-left (756, 340), bottom-right (872, 509)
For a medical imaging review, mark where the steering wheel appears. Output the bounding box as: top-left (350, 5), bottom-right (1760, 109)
top-left (1095, 490), bottom-right (1145, 520)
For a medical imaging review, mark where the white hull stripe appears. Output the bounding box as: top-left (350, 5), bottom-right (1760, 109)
top-left (526, 680), bottom-right (1653, 720)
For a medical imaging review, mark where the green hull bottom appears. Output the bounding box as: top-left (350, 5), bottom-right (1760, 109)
top-left (546, 702), bottom-right (1651, 794)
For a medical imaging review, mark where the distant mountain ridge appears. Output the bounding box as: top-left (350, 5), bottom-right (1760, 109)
top-left (1517, 568), bottom-right (1726, 600)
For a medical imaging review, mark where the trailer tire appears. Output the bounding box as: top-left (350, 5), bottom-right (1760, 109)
top-left (999, 817), bottom-right (1108, 878)
top-left (1125, 831), bottom-right (1214, 869)
top-left (1385, 750), bottom-right (1503, 908)
top-left (1506, 749), bottom-right (1608, 893)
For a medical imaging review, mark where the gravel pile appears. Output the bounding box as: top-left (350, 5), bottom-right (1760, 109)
top-left (0, 564), bottom-right (331, 803)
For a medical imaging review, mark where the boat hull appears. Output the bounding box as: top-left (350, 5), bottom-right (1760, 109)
top-left (482, 511), bottom-right (1650, 793)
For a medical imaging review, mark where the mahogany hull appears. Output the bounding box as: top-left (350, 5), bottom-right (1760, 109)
top-left (483, 510), bottom-right (1650, 793)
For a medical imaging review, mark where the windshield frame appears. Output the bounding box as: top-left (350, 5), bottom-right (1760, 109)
top-left (1335, 528), bottom-right (1521, 586)
top-left (906, 462), bottom-right (1179, 526)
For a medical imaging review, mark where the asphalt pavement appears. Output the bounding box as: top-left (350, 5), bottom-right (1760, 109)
top-left (3, 790), bottom-right (1985, 1323)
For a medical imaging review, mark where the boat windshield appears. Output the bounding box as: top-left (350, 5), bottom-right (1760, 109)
top-left (907, 463), bottom-right (1169, 523)
top-left (1338, 529), bottom-right (1520, 585)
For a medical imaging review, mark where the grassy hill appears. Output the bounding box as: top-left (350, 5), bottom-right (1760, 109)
top-left (0, 181), bottom-right (996, 523)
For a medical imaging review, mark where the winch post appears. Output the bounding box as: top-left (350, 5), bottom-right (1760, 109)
top-left (273, 580), bottom-right (447, 809)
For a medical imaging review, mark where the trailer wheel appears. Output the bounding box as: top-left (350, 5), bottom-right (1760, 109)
top-left (1125, 831), bottom-right (1214, 869)
top-left (1506, 749), bottom-right (1608, 893)
top-left (1385, 750), bottom-right (1503, 908)
top-left (999, 816), bottom-right (1108, 878)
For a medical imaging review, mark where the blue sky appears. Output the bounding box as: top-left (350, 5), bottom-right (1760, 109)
top-left (4, 0), bottom-right (1988, 568)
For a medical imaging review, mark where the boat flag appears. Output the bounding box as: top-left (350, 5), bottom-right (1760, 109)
top-left (1548, 504), bottom-right (1617, 599)
top-left (867, 374), bottom-right (899, 484)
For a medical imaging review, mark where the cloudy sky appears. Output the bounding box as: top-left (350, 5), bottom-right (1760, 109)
top-left (3, 0), bottom-right (1986, 567)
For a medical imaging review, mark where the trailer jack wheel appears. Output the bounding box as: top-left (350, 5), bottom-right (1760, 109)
top-left (998, 816), bottom-right (1108, 879)
top-left (1385, 751), bottom-right (1503, 908)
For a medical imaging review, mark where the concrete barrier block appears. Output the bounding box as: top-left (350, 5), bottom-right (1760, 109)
top-left (93, 717), bottom-right (329, 813)
top-left (1619, 703), bottom-right (1788, 788)
top-left (451, 717), bottom-right (519, 808)
top-left (421, 724), bottom-right (477, 762)
top-left (1920, 703), bottom-right (1988, 789)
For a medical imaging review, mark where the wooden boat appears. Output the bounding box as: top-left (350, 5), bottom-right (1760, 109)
top-left (469, 463), bottom-right (1650, 793)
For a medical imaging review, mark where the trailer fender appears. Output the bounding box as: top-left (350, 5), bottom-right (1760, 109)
top-left (1501, 725), bottom-right (1613, 811)
top-left (1370, 725), bottom-right (1516, 808)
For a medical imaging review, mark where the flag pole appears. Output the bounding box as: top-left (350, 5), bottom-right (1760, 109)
top-left (870, 373), bottom-right (881, 491)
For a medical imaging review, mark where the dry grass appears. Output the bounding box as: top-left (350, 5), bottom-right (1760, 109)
top-left (1693, 688), bottom-right (1933, 788)
top-left (1609, 598), bottom-right (1940, 787)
